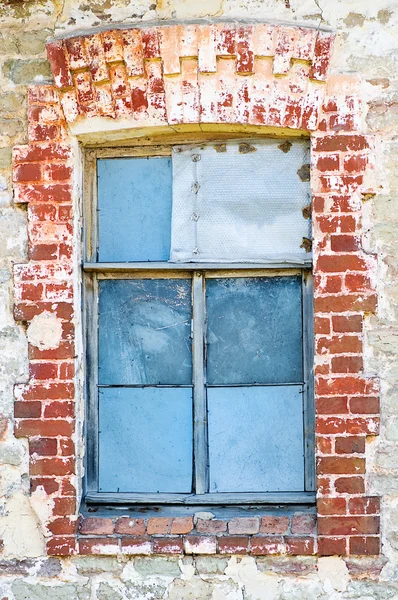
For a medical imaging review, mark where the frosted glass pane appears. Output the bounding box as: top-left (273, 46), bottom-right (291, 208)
top-left (206, 277), bottom-right (303, 385)
top-left (208, 386), bottom-right (304, 492)
top-left (98, 279), bottom-right (192, 385)
top-left (99, 387), bottom-right (193, 493)
top-left (171, 140), bottom-right (311, 262)
top-left (98, 157), bottom-right (172, 262)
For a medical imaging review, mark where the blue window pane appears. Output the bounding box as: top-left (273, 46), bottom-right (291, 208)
top-left (98, 279), bottom-right (192, 385)
top-left (97, 157), bottom-right (172, 262)
top-left (99, 387), bottom-right (193, 493)
top-left (206, 276), bottom-right (303, 384)
top-left (208, 386), bottom-right (304, 492)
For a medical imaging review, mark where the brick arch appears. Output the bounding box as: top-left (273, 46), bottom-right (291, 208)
top-left (12, 22), bottom-right (380, 557)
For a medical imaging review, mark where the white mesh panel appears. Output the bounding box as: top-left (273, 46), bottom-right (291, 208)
top-left (170, 140), bottom-right (311, 263)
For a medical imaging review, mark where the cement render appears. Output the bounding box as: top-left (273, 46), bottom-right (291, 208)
top-left (0, 0), bottom-right (398, 597)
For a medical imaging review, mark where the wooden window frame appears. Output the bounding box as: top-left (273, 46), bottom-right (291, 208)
top-left (82, 142), bottom-right (316, 507)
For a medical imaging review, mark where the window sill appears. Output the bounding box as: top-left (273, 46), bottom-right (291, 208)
top-left (77, 505), bottom-right (317, 556)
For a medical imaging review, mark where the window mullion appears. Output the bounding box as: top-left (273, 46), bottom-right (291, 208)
top-left (192, 271), bottom-right (207, 495)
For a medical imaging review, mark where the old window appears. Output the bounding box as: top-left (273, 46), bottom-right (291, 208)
top-left (83, 138), bottom-right (315, 505)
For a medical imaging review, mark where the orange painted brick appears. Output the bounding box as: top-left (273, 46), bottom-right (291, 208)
top-left (147, 517), bottom-right (171, 535)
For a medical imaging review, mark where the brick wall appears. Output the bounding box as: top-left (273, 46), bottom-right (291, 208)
top-left (11, 22), bottom-right (380, 557)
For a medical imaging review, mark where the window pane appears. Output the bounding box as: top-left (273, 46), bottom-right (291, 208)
top-left (98, 279), bottom-right (192, 385)
top-left (99, 387), bottom-right (193, 493)
top-left (98, 157), bottom-right (172, 262)
top-left (208, 386), bottom-right (304, 492)
top-left (206, 276), bottom-right (303, 385)
top-left (171, 140), bottom-right (311, 262)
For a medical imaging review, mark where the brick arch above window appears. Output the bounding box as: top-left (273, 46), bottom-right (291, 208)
top-left (12, 22), bottom-right (381, 559)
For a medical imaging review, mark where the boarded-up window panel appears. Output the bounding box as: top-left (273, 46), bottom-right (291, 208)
top-left (97, 157), bottom-right (173, 262)
top-left (98, 279), bottom-right (192, 385)
top-left (171, 140), bottom-right (311, 263)
top-left (206, 276), bottom-right (303, 385)
top-left (99, 387), bottom-right (193, 493)
top-left (208, 386), bottom-right (305, 493)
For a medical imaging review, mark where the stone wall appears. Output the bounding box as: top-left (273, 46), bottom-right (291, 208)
top-left (0, 0), bottom-right (398, 598)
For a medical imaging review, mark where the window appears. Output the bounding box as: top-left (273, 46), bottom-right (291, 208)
top-left (83, 138), bottom-right (315, 505)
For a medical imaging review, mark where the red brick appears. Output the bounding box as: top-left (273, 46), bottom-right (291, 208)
top-left (218, 536), bottom-right (249, 555)
top-left (315, 294), bottom-right (377, 314)
top-left (317, 435), bottom-right (333, 454)
top-left (147, 517), bottom-right (171, 535)
top-left (30, 457), bottom-right (74, 476)
top-left (315, 275), bottom-right (342, 293)
top-left (318, 536), bottom-right (346, 556)
top-left (48, 517), bottom-right (78, 535)
top-left (315, 155), bottom-right (339, 172)
top-left (19, 383), bottom-right (74, 401)
top-left (13, 163), bottom-right (42, 183)
top-left (80, 518), bottom-right (114, 535)
top-left (332, 315), bottom-right (362, 333)
top-left (29, 243), bottom-right (58, 260)
top-left (196, 519), bottom-right (227, 534)
top-left (285, 537), bottom-right (315, 555)
top-left (152, 537), bottom-right (183, 554)
top-left (170, 517), bottom-right (194, 534)
top-left (318, 175), bottom-right (363, 194)
top-left (259, 516), bottom-right (290, 534)
top-left (291, 514), bottom-right (316, 535)
top-left (313, 135), bottom-right (370, 153)
top-left (317, 254), bottom-right (367, 273)
top-left (20, 283), bottom-right (44, 302)
top-left (44, 164), bottom-right (73, 181)
top-left (13, 143), bottom-right (72, 164)
top-left (331, 235), bottom-right (360, 253)
top-left (314, 317), bottom-right (330, 335)
top-left (29, 342), bottom-right (75, 361)
top-left (229, 517), bottom-right (259, 534)
top-left (350, 397), bottom-right (380, 414)
top-left (79, 538), bottom-right (120, 555)
top-left (59, 438), bottom-right (75, 456)
top-left (250, 536), bottom-right (284, 555)
top-left (349, 536), bottom-right (380, 555)
top-left (317, 335), bottom-right (362, 354)
top-left (60, 478), bottom-right (76, 496)
top-left (115, 518), bottom-right (146, 536)
top-left (29, 124), bottom-right (60, 143)
top-left (31, 477), bottom-right (59, 495)
top-left (313, 196), bottom-right (325, 212)
top-left (53, 497), bottom-right (76, 516)
top-left (47, 536), bottom-right (76, 556)
top-left (317, 457), bottom-right (365, 475)
top-left (315, 215), bottom-right (357, 233)
top-left (59, 362), bottom-right (75, 380)
top-left (44, 401), bottom-right (74, 419)
top-left (14, 302), bottom-right (73, 322)
top-left (317, 417), bottom-right (377, 436)
top-left (345, 273), bottom-right (371, 293)
top-left (14, 401), bottom-right (41, 418)
top-left (29, 437), bottom-right (57, 456)
top-left (335, 476), bottom-right (365, 494)
top-left (331, 356), bottom-right (363, 373)
top-left (28, 203), bottom-right (58, 221)
top-left (335, 436), bottom-right (365, 454)
top-left (317, 498), bottom-right (347, 515)
top-left (316, 376), bottom-right (376, 396)
top-left (16, 184), bottom-right (73, 203)
top-left (317, 397), bottom-right (348, 415)
top-left (318, 516), bottom-right (379, 536)
top-left (343, 155), bottom-right (369, 173)
top-left (29, 362), bottom-right (58, 380)
top-left (348, 497), bottom-right (380, 515)
top-left (121, 537), bottom-right (152, 554)
top-left (46, 41), bottom-right (72, 88)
